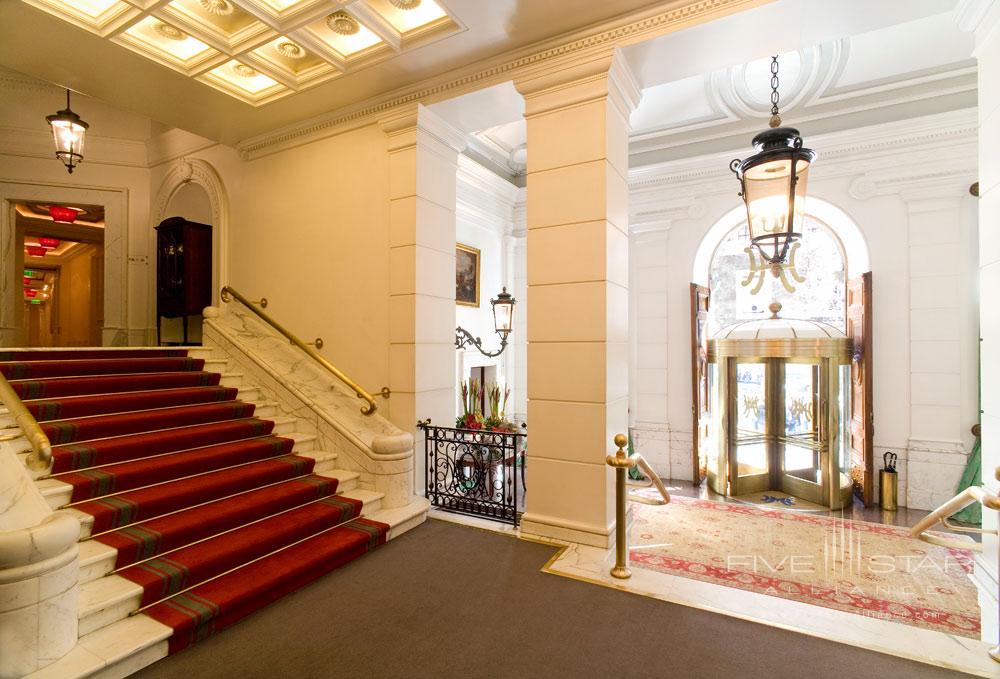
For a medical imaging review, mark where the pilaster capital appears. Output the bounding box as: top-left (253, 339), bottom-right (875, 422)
top-left (514, 48), bottom-right (640, 119)
top-left (378, 103), bottom-right (467, 155)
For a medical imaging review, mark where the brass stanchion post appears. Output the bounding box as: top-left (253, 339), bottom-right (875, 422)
top-left (606, 433), bottom-right (635, 579)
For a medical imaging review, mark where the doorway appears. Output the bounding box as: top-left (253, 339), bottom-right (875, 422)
top-left (17, 202), bottom-right (105, 347)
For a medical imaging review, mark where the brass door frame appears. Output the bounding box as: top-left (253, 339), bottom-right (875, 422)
top-left (724, 356), bottom-right (832, 505)
top-left (777, 358), bottom-right (827, 506)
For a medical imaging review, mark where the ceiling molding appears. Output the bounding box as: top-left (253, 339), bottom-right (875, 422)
top-left (235, 0), bottom-right (766, 159)
top-left (627, 108), bottom-right (978, 229)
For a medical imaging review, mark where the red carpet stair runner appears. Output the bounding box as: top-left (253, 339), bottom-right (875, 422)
top-left (1, 348), bottom-right (413, 669)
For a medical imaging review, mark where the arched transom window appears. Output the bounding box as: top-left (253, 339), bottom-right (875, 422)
top-left (708, 215), bottom-right (846, 331)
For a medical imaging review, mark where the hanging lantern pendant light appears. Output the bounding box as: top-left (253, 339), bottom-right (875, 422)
top-left (46, 89), bottom-right (89, 174)
top-left (730, 56), bottom-right (816, 268)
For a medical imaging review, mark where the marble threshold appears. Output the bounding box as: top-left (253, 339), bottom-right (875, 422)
top-left (429, 509), bottom-right (999, 677)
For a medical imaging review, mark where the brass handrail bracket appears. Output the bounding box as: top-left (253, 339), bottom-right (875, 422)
top-left (220, 285), bottom-right (383, 415)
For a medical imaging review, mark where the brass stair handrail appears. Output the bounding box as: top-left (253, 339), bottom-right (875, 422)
top-left (220, 285), bottom-right (388, 415)
top-left (910, 485), bottom-right (1000, 553)
top-left (607, 433), bottom-right (671, 579)
top-left (0, 371), bottom-right (51, 472)
top-left (910, 475), bottom-right (1000, 664)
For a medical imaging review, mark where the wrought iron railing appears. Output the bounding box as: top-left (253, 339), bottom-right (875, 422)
top-left (418, 421), bottom-right (525, 525)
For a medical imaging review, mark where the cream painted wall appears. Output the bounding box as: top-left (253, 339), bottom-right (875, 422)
top-left (200, 125), bottom-right (391, 397)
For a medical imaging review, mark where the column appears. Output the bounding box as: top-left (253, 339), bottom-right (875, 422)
top-left (515, 49), bottom-right (640, 547)
top-left (381, 104), bottom-right (466, 487)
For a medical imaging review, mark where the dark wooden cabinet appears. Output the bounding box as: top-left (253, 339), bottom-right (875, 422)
top-left (155, 217), bottom-right (212, 344)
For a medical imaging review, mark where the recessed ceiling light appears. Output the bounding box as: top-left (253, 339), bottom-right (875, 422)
top-left (153, 21), bottom-right (185, 40)
top-left (327, 11), bottom-right (359, 35)
top-left (389, 0), bottom-right (422, 9)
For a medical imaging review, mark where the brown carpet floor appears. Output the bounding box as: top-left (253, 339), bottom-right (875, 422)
top-left (136, 518), bottom-right (969, 679)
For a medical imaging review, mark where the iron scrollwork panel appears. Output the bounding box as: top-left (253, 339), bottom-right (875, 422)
top-left (422, 425), bottom-right (524, 525)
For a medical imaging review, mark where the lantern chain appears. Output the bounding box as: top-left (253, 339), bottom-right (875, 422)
top-left (769, 55), bottom-right (781, 128)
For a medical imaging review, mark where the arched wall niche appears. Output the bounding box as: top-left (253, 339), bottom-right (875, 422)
top-left (150, 158), bottom-right (230, 316)
top-left (692, 195), bottom-right (871, 287)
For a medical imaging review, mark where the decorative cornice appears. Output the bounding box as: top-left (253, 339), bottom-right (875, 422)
top-left (237, 0), bottom-right (765, 159)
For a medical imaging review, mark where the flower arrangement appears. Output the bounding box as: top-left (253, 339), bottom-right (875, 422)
top-left (456, 378), bottom-right (517, 432)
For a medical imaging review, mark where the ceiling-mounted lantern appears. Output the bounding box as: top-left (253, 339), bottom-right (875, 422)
top-left (46, 89), bottom-right (89, 174)
top-left (729, 56), bottom-right (816, 267)
top-left (38, 237), bottom-right (60, 250)
top-left (49, 205), bottom-right (80, 223)
top-left (26, 245), bottom-right (48, 257)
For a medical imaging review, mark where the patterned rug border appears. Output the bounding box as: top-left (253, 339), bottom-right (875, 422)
top-left (629, 496), bottom-right (979, 638)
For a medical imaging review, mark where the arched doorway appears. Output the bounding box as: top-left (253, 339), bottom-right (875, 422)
top-left (690, 198), bottom-right (877, 504)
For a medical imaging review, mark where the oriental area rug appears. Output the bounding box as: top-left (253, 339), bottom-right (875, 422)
top-left (628, 497), bottom-right (980, 638)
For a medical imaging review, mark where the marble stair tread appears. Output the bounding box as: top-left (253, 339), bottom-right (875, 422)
top-left (296, 450), bottom-right (342, 473)
top-left (369, 496), bottom-right (431, 539)
top-left (38, 433), bottom-right (315, 511)
top-left (269, 415), bottom-right (297, 435)
top-left (75, 467), bottom-right (358, 586)
top-left (77, 490), bottom-right (383, 628)
top-left (219, 372), bottom-right (245, 387)
top-left (24, 612), bottom-right (171, 679)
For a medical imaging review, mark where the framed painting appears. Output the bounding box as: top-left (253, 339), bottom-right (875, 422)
top-left (456, 243), bottom-right (480, 307)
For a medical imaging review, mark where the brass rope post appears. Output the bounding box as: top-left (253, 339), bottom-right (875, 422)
top-left (606, 432), bottom-right (635, 579)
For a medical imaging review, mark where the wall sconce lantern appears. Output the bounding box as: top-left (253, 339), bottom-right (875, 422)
top-left (46, 89), bottom-right (89, 174)
top-left (729, 56), bottom-right (816, 269)
top-left (455, 288), bottom-right (516, 358)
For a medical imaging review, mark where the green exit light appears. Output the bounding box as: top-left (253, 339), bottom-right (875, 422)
top-left (29, 300), bottom-right (41, 305)
top-left (23, 270), bottom-right (34, 277)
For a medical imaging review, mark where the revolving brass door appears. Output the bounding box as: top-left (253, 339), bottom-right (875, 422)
top-left (726, 358), bottom-right (829, 505)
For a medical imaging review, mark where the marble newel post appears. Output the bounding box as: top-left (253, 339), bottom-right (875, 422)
top-left (515, 49), bottom-right (640, 547)
top-left (380, 104), bottom-right (466, 489)
top-left (0, 449), bottom-right (80, 677)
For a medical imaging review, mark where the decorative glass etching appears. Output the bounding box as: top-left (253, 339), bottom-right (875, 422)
top-left (709, 215), bottom-right (845, 331)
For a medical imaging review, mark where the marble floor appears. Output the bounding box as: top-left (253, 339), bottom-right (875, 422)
top-left (432, 479), bottom-right (998, 678)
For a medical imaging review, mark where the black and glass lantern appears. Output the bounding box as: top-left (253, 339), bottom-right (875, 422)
top-left (456, 288), bottom-right (517, 358)
top-left (491, 287), bottom-right (515, 341)
top-left (729, 57), bottom-right (816, 266)
top-left (46, 89), bottom-right (89, 174)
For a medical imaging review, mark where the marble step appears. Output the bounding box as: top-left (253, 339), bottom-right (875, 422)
top-left (26, 497), bottom-right (428, 679)
top-left (35, 431), bottom-right (322, 512)
top-left (202, 359), bottom-right (229, 373)
top-left (75, 465), bottom-right (357, 585)
top-left (76, 488), bottom-right (384, 636)
top-left (219, 372), bottom-right (244, 388)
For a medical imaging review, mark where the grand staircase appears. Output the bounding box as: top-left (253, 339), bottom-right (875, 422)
top-left (1, 347), bottom-right (423, 677)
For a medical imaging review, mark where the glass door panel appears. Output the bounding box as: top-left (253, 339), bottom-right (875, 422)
top-left (732, 362), bottom-right (769, 494)
top-left (780, 362), bottom-right (824, 504)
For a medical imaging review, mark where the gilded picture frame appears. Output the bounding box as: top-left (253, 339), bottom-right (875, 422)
top-left (455, 243), bottom-right (480, 307)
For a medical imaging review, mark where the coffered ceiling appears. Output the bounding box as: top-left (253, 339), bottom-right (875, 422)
top-left (21, 0), bottom-right (461, 104)
top-left (0, 0), bottom-right (670, 143)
